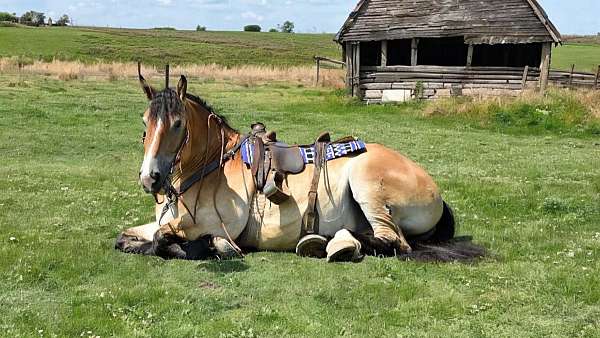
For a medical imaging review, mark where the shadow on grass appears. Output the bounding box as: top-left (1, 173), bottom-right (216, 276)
top-left (197, 260), bottom-right (249, 274)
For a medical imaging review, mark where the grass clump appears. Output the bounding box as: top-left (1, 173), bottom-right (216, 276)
top-left (423, 89), bottom-right (600, 135)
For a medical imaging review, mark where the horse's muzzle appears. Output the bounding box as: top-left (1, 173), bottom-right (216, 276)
top-left (140, 170), bottom-right (163, 194)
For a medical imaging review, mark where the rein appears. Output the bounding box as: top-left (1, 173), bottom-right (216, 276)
top-left (155, 112), bottom-right (246, 257)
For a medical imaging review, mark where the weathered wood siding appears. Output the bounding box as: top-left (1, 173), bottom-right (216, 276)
top-left (358, 66), bottom-right (599, 102)
top-left (338, 0), bottom-right (558, 44)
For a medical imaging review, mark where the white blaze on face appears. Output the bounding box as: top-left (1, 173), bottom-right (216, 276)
top-left (140, 119), bottom-right (163, 190)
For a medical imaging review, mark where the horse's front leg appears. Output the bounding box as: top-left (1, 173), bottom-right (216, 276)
top-left (152, 221), bottom-right (240, 260)
top-left (115, 222), bottom-right (160, 256)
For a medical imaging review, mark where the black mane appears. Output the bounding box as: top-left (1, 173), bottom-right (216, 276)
top-left (149, 89), bottom-right (233, 130)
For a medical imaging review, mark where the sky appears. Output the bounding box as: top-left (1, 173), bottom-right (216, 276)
top-left (0, 0), bottom-right (598, 35)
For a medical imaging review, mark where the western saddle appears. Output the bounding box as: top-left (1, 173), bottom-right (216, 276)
top-left (249, 123), bottom-right (331, 236)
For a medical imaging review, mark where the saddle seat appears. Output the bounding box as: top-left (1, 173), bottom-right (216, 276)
top-left (249, 123), bottom-right (331, 205)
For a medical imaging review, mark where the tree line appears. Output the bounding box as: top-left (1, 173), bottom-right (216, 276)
top-left (242, 21), bottom-right (294, 33)
top-left (0, 11), bottom-right (70, 27)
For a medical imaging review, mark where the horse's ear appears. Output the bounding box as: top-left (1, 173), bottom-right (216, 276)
top-left (138, 62), bottom-right (155, 101)
top-left (177, 75), bottom-right (187, 102)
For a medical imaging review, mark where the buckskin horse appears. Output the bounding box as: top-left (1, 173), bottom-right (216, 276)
top-left (115, 65), bottom-right (485, 262)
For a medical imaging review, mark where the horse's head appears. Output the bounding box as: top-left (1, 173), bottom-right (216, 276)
top-left (138, 66), bottom-right (189, 194)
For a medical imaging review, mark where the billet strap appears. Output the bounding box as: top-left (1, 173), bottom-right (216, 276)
top-left (301, 132), bottom-right (331, 235)
top-left (251, 137), bottom-right (265, 190)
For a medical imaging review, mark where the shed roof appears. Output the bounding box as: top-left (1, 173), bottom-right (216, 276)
top-left (336, 0), bottom-right (561, 44)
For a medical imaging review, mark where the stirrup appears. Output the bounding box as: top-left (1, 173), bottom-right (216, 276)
top-left (296, 234), bottom-right (327, 258)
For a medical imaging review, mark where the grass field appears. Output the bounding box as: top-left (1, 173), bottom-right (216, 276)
top-left (1, 26), bottom-right (599, 72)
top-left (0, 26), bottom-right (340, 67)
top-left (0, 74), bottom-right (599, 337)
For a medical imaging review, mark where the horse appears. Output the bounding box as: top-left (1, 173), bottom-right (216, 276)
top-left (115, 68), bottom-right (485, 262)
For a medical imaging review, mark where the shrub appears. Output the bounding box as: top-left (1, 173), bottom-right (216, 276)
top-left (244, 25), bottom-right (261, 32)
top-left (153, 27), bottom-right (176, 31)
top-left (278, 21), bottom-right (294, 33)
top-left (56, 14), bottom-right (70, 26)
top-left (268, 28), bottom-right (278, 33)
top-left (20, 11), bottom-right (45, 26)
top-left (0, 12), bottom-right (18, 23)
top-left (196, 25), bottom-right (206, 31)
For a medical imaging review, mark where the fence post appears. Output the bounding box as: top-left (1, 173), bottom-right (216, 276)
top-left (568, 64), bottom-right (575, 88)
top-left (521, 66), bottom-right (529, 91)
top-left (315, 57), bottom-right (320, 85)
top-left (595, 65), bottom-right (600, 89)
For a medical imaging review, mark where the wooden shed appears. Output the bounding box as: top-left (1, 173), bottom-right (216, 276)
top-left (335, 0), bottom-right (562, 102)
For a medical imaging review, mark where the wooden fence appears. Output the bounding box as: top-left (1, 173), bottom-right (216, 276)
top-left (360, 66), bottom-right (600, 90)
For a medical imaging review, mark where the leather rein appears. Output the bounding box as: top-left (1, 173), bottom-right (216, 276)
top-left (152, 113), bottom-right (247, 256)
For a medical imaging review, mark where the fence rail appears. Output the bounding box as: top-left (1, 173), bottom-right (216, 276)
top-left (358, 65), bottom-right (600, 90)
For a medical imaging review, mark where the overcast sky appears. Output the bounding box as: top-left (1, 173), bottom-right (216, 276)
top-left (0, 0), bottom-right (598, 35)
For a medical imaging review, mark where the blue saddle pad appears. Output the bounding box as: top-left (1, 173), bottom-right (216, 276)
top-left (241, 139), bottom-right (367, 166)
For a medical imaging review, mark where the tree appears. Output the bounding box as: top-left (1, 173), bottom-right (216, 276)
top-left (268, 28), bottom-right (278, 33)
top-left (243, 25), bottom-right (261, 32)
top-left (0, 12), bottom-right (18, 23)
top-left (56, 14), bottom-right (70, 26)
top-left (20, 11), bottom-right (45, 26)
top-left (196, 25), bottom-right (206, 31)
top-left (278, 21), bottom-right (294, 33)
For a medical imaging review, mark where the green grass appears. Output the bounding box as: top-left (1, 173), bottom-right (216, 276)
top-left (0, 26), bottom-right (340, 67)
top-left (0, 74), bottom-right (599, 337)
top-left (553, 44), bottom-right (600, 73)
top-left (2, 26), bottom-right (599, 72)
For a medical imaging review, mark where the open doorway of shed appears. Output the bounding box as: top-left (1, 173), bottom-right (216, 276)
top-left (418, 37), bottom-right (468, 66)
top-left (472, 43), bottom-right (542, 67)
top-left (360, 41), bottom-right (381, 66)
top-left (387, 39), bottom-right (412, 66)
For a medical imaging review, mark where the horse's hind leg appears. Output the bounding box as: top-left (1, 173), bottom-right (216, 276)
top-left (349, 174), bottom-right (412, 255)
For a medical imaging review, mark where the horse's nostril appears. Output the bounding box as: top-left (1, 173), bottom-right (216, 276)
top-left (150, 171), bottom-right (160, 181)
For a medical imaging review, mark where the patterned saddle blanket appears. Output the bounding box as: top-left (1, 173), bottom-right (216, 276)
top-left (241, 138), bottom-right (367, 167)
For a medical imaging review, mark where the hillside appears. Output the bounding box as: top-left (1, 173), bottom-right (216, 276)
top-left (0, 26), bottom-right (341, 67)
top-left (0, 26), bottom-right (598, 72)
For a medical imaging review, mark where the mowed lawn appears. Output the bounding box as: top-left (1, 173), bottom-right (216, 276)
top-left (1, 26), bottom-right (599, 72)
top-left (0, 75), bottom-right (599, 337)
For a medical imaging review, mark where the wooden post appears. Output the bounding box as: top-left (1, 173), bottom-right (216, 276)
top-left (315, 58), bottom-right (320, 85)
top-left (353, 42), bottom-right (361, 98)
top-left (539, 42), bottom-right (551, 92)
top-left (521, 65), bottom-right (529, 90)
top-left (595, 65), bottom-right (600, 89)
top-left (466, 44), bottom-right (474, 67)
top-left (568, 64), bottom-right (575, 88)
top-left (411, 38), bottom-right (419, 67)
top-left (345, 42), bottom-right (353, 95)
top-left (381, 40), bottom-right (388, 67)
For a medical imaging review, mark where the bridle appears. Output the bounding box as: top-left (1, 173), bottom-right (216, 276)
top-left (139, 63), bottom-right (247, 257)
top-left (150, 110), bottom-right (246, 257)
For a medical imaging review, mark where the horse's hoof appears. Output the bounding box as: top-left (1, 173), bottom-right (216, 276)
top-left (296, 234), bottom-right (328, 258)
top-left (326, 230), bottom-right (362, 263)
top-left (213, 237), bottom-right (240, 260)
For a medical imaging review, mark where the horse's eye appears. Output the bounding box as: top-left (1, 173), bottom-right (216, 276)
top-left (173, 120), bottom-right (182, 129)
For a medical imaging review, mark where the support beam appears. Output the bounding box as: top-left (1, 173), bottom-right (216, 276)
top-left (539, 42), bottom-right (552, 92)
top-left (411, 38), bottom-right (419, 67)
top-left (466, 44), bottom-right (474, 67)
top-left (345, 42), bottom-right (353, 95)
top-left (381, 40), bottom-right (388, 67)
top-left (353, 42), bottom-right (361, 98)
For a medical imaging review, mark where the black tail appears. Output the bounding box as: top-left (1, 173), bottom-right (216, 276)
top-left (401, 201), bottom-right (486, 263)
